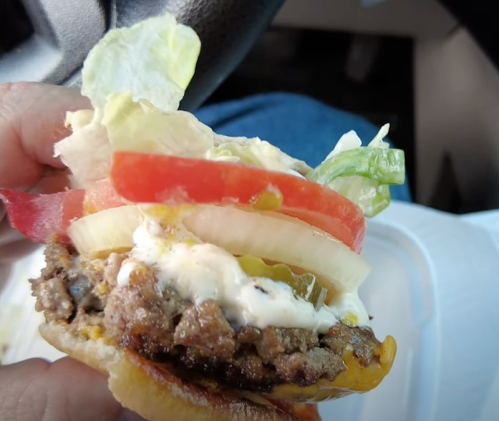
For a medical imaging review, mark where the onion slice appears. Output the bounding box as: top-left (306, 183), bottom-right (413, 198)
top-left (68, 205), bottom-right (144, 256)
top-left (183, 206), bottom-right (371, 292)
top-left (67, 203), bottom-right (371, 293)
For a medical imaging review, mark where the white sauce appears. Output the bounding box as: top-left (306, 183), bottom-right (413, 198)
top-left (118, 219), bottom-right (370, 332)
top-left (117, 261), bottom-right (138, 287)
top-left (328, 292), bottom-right (369, 325)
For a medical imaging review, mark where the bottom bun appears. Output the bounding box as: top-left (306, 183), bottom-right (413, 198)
top-left (40, 322), bottom-right (320, 421)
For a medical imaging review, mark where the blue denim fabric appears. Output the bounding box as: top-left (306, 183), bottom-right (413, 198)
top-left (194, 92), bottom-right (412, 202)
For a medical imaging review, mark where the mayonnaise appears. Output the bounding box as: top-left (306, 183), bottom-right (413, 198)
top-left (117, 219), bottom-right (370, 332)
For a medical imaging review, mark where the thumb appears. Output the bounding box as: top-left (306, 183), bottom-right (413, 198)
top-left (0, 357), bottom-right (146, 421)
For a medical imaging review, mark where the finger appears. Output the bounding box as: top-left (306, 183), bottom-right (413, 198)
top-left (0, 82), bottom-right (91, 190)
top-left (30, 169), bottom-right (71, 194)
top-left (0, 357), bottom-right (146, 421)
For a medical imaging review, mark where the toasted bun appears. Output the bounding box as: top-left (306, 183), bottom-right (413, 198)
top-left (40, 322), bottom-right (316, 421)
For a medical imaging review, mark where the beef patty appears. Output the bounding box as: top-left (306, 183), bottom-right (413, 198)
top-left (31, 241), bottom-right (382, 393)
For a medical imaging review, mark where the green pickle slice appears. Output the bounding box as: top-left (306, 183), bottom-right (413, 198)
top-left (237, 255), bottom-right (327, 309)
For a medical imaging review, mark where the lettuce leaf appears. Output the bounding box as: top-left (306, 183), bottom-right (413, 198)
top-left (307, 124), bottom-right (405, 217)
top-left (55, 110), bottom-right (112, 188)
top-left (102, 92), bottom-right (214, 157)
top-left (323, 176), bottom-right (391, 217)
top-left (101, 92), bottom-right (312, 175)
top-left (307, 147), bottom-right (405, 185)
top-left (208, 136), bottom-right (312, 176)
top-left (81, 13), bottom-right (200, 117)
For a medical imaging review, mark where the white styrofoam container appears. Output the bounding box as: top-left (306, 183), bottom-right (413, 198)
top-left (1, 201), bottom-right (498, 421)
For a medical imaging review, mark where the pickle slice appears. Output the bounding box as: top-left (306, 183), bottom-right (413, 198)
top-left (237, 255), bottom-right (327, 309)
top-left (252, 186), bottom-right (283, 211)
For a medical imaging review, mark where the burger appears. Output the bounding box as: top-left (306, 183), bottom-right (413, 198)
top-left (0, 13), bottom-right (405, 421)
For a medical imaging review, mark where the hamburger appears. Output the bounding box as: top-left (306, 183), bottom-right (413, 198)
top-left (0, 13), bottom-right (405, 421)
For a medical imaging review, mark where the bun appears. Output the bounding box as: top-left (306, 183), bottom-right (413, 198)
top-left (40, 322), bottom-right (318, 421)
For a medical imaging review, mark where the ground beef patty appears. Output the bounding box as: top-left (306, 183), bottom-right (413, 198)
top-left (31, 241), bottom-right (382, 393)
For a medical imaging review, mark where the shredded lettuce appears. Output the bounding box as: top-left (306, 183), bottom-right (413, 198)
top-left (102, 92), bottom-right (214, 157)
top-left (308, 146), bottom-right (405, 185)
top-left (207, 136), bottom-right (312, 176)
top-left (100, 92), bottom-right (310, 176)
top-left (322, 176), bottom-right (391, 218)
top-left (58, 14), bottom-right (202, 187)
top-left (55, 110), bottom-right (112, 188)
top-left (307, 124), bottom-right (405, 217)
top-left (81, 13), bottom-right (201, 117)
top-left (324, 130), bottom-right (362, 160)
top-left (64, 109), bottom-right (95, 131)
top-left (56, 12), bottom-right (314, 186)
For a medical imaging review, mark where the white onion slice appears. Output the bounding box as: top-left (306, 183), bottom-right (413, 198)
top-left (68, 203), bottom-right (371, 293)
top-left (68, 206), bottom-right (144, 256)
top-left (183, 206), bottom-right (371, 292)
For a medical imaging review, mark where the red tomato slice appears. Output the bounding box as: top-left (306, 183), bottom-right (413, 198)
top-left (111, 152), bottom-right (366, 252)
top-left (0, 189), bottom-right (85, 243)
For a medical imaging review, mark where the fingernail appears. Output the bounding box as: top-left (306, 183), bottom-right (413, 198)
top-left (119, 408), bottom-right (149, 421)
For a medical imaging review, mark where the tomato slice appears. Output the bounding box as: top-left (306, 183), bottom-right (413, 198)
top-left (0, 189), bottom-right (85, 243)
top-left (111, 152), bottom-right (366, 252)
top-left (0, 179), bottom-right (124, 243)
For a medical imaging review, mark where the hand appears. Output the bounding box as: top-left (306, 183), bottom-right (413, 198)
top-left (0, 82), bottom-right (144, 421)
top-left (0, 82), bottom-right (89, 264)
